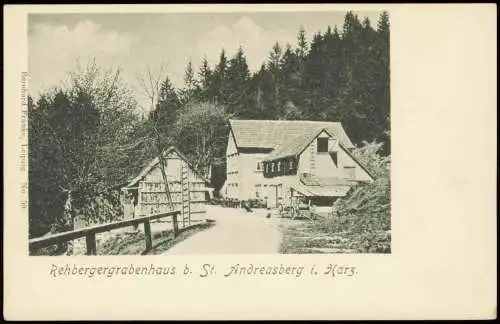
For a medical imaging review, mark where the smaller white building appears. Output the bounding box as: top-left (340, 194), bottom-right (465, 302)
top-left (121, 146), bottom-right (212, 226)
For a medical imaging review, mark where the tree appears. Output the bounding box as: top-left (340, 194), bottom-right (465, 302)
top-left (212, 49), bottom-right (228, 105)
top-left (181, 59), bottom-right (197, 104)
top-left (197, 57), bottom-right (215, 103)
top-left (302, 31), bottom-right (328, 119)
top-left (251, 64), bottom-right (277, 119)
top-left (173, 102), bottom-right (230, 190)
top-left (29, 58), bottom-right (147, 241)
top-left (279, 43), bottom-right (302, 109)
top-left (280, 100), bottom-right (303, 120)
top-left (150, 76), bottom-right (182, 136)
top-left (28, 88), bottom-right (102, 238)
top-left (29, 91), bottom-right (68, 237)
top-left (225, 46), bottom-right (252, 116)
top-left (268, 42), bottom-right (283, 75)
top-left (295, 25), bottom-right (309, 62)
top-left (137, 63), bottom-right (177, 212)
top-left (375, 11), bottom-right (391, 154)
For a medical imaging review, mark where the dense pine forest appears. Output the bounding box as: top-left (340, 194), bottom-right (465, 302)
top-left (29, 11), bottom-right (390, 238)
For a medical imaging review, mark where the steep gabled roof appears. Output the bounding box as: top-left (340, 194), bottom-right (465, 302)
top-left (262, 127), bottom-right (375, 181)
top-left (229, 119), bottom-right (354, 150)
top-left (263, 128), bottom-right (333, 162)
top-left (124, 146), bottom-right (211, 188)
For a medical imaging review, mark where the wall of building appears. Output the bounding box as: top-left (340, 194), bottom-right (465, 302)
top-left (238, 152), bottom-right (268, 200)
top-left (136, 152), bottom-right (208, 224)
top-left (225, 132), bottom-right (239, 199)
top-left (298, 132), bottom-right (372, 182)
top-left (264, 175), bottom-right (296, 208)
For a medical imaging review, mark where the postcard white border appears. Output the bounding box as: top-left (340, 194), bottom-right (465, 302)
top-left (4, 4), bottom-right (497, 320)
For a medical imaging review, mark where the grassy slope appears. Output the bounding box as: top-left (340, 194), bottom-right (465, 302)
top-left (279, 216), bottom-right (391, 254)
top-left (279, 218), bottom-right (357, 254)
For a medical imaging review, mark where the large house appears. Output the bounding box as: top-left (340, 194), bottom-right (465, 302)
top-left (222, 119), bottom-right (374, 208)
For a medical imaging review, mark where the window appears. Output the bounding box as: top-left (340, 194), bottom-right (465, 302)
top-left (289, 160), bottom-right (294, 170)
top-left (277, 161), bottom-right (281, 172)
top-left (256, 162), bottom-right (261, 171)
top-left (317, 138), bottom-right (329, 153)
top-left (271, 163), bottom-right (275, 173)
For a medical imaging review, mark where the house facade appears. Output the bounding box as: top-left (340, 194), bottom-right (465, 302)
top-left (121, 146), bottom-right (211, 227)
top-left (222, 119), bottom-right (374, 208)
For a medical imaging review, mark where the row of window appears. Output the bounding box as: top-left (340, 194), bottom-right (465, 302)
top-left (265, 160), bottom-right (295, 173)
top-left (262, 158), bottom-right (297, 178)
top-left (139, 181), bottom-right (205, 191)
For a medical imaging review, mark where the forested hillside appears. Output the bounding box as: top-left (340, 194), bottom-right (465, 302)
top-left (29, 11), bottom-right (390, 238)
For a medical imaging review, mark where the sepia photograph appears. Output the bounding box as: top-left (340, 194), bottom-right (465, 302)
top-left (4, 4), bottom-right (497, 321)
top-left (26, 11), bottom-right (391, 256)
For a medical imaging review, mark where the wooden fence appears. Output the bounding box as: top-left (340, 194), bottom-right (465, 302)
top-left (29, 210), bottom-right (180, 255)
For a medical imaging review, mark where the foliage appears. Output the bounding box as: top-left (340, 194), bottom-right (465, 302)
top-left (318, 141), bottom-right (391, 252)
top-left (280, 141), bottom-right (390, 254)
top-left (177, 11), bottom-right (390, 153)
top-left (29, 11), bottom-right (391, 240)
top-left (29, 60), bottom-right (142, 237)
top-left (172, 101), bottom-right (231, 189)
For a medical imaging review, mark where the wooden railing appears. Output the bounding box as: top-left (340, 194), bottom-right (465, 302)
top-left (29, 210), bottom-right (180, 255)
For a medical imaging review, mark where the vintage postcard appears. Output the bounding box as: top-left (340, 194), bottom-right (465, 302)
top-left (3, 4), bottom-right (497, 320)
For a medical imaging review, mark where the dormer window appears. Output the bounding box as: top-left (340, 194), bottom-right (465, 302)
top-left (317, 138), bottom-right (329, 153)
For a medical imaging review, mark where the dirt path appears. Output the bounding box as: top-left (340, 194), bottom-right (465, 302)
top-left (163, 205), bottom-right (282, 254)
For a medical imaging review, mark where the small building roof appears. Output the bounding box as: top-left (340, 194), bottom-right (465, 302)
top-left (290, 180), bottom-right (352, 198)
top-left (229, 119), bottom-right (354, 150)
top-left (300, 174), bottom-right (357, 187)
top-left (124, 146), bottom-right (211, 188)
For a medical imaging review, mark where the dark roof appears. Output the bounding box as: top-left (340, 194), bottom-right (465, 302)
top-left (124, 146), bottom-right (211, 188)
top-left (229, 119), bottom-right (354, 150)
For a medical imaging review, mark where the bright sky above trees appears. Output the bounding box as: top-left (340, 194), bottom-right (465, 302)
top-left (28, 11), bottom-right (381, 110)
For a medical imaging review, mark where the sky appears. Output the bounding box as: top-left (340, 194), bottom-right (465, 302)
top-left (28, 11), bottom-right (382, 110)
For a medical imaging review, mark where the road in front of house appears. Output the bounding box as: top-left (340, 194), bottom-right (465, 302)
top-left (163, 205), bottom-right (283, 254)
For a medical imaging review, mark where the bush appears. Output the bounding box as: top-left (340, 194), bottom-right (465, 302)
top-left (314, 141), bottom-right (391, 253)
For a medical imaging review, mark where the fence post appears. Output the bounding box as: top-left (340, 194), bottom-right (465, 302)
top-left (172, 212), bottom-right (179, 238)
top-left (86, 232), bottom-right (97, 255)
top-left (144, 219), bottom-right (152, 252)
